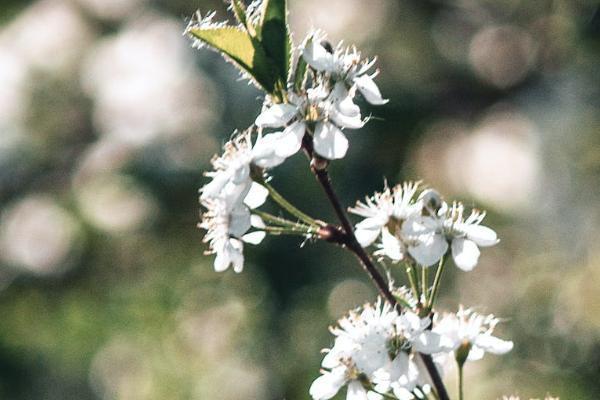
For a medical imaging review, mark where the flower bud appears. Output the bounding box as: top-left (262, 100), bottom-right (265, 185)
top-left (418, 189), bottom-right (444, 215)
top-left (455, 340), bottom-right (472, 367)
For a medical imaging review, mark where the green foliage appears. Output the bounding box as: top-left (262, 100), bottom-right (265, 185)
top-left (258, 0), bottom-right (292, 86)
top-left (187, 26), bottom-right (276, 92)
top-left (293, 37), bottom-right (310, 92)
top-left (187, 0), bottom-right (292, 99)
top-left (230, 0), bottom-right (249, 31)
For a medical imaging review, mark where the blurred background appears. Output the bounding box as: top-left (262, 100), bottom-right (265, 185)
top-left (0, 0), bottom-right (598, 398)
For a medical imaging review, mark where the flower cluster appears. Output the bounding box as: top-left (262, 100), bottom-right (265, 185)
top-left (310, 298), bottom-right (440, 400)
top-left (255, 32), bottom-right (387, 160)
top-left (197, 28), bottom-right (388, 271)
top-left (199, 132), bottom-right (283, 272)
top-left (311, 299), bottom-right (513, 400)
top-left (350, 182), bottom-right (499, 271)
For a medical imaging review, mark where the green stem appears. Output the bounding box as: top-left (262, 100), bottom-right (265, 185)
top-left (259, 179), bottom-right (323, 227)
top-left (405, 263), bottom-right (421, 304)
top-left (262, 226), bottom-right (312, 236)
top-left (253, 210), bottom-right (314, 230)
top-left (421, 265), bottom-right (429, 305)
top-left (458, 364), bottom-right (464, 400)
top-left (405, 262), bottom-right (420, 304)
top-left (427, 255), bottom-right (447, 310)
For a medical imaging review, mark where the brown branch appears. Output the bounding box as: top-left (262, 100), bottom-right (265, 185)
top-left (305, 135), bottom-right (451, 400)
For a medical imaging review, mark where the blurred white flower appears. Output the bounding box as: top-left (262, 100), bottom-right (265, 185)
top-left (75, 0), bottom-right (146, 21)
top-left (0, 46), bottom-right (27, 137)
top-left (89, 337), bottom-right (153, 400)
top-left (289, 0), bottom-right (388, 44)
top-left (0, 0), bottom-right (94, 74)
top-left (74, 174), bottom-right (158, 233)
top-left (459, 111), bottom-right (540, 212)
top-left (469, 25), bottom-right (536, 89)
top-left (416, 112), bottom-right (541, 213)
top-left (82, 13), bottom-right (217, 146)
top-left (0, 195), bottom-right (82, 275)
top-left (434, 306), bottom-right (513, 364)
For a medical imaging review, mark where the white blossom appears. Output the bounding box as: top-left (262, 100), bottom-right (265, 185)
top-left (198, 132), bottom-right (284, 273)
top-left (198, 197), bottom-right (266, 273)
top-left (302, 32), bottom-right (388, 105)
top-left (349, 182), bottom-right (422, 261)
top-left (311, 299), bottom-right (442, 400)
top-left (199, 132), bottom-right (283, 209)
top-left (433, 306), bottom-right (513, 363)
top-left (352, 183), bottom-right (499, 270)
top-left (403, 200), bottom-right (498, 270)
top-left (255, 83), bottom-right (362, 160)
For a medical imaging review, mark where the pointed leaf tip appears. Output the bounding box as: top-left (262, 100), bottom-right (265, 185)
top-left (258, 0), bottom-right (292, 86)
top-left (187, 25), bottom-right (276, 92)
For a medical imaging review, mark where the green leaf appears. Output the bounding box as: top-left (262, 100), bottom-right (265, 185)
top-left (293, 35), bottom-right (313, 92)
top-left (187, 26), bottom-right (275, 92)
top-left (230, 0), bottom-right (248, 30)
top-left (258, 0), bottom-right (292, 86)
top-left (293, 54), bottom-right (308, 92)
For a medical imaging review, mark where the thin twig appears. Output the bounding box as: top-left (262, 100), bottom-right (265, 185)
top-left (302, 135), bottom-right (451, 400)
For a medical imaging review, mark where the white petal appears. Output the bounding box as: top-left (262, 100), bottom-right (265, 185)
top-left (401, 215), bottom-right (438, 237)
top-left (255, 103), bottom-right (297, 128)
top-left (354, 217), bottom-right (384, 247)
top-left (408, 233), bottom-right (448, 267)
top-left (200, 172), bottom-right (230, 203)
top-left (347, 381), bottom-right (369, 400)
top-left (252, 133), bottom-right (286, 168)
top-left (214, 239), bottom-right (244, 273)
top-left (392, 387), bottom-right (414, 400)
top-left (242, 231), bottom-right (266, 245)
top-left (329, 83), bottom-right (364, 129)
top-left (474, 335), bottom-right (513, 355)
top-left (386, 352), bottom-right (410, 381)
top-left (466, 345), bottom-right (485, 361)
top-left (464, 224), bottom-right (499, 247)
top-left (330, 81), bottom-right (350, 102)
top-left (321, 352), bottom-right (340, 370)
top-left (303, 40), bottom-right (334, 72)
top-left (309, 368), bottom-right (347, 400)
top-left (228, 205), bottom-right (252, 237)
top-left (244, 182), bottom-right (269, 209)
top-left (276, 121), bottom-right (306, 157)
top-left (451, 238), bottom-right (480, 271)
top-left (213, 248), bottom-right (231, 272)
top-left (354, 75), bottom-right (388, 105)
top-left (366, 392), bottom-right (384, 400)
top-left (330, 98), bottom-right (364, 129)
top-left (381, 227), bottom-right (404, 261)
top-left (412, 331), bottom-right (444, 354)
top-left (313, 122), bottom-right (349, 160)
top-left (251, 214), bottom-right (266, 229)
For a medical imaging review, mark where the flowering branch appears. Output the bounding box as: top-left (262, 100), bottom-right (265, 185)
top-left (309, 165), bottom-right (451, 400)
top-left (190, 2), bottom-right (518, 399)
top-left (301, 130), bottom-right (450, 399)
